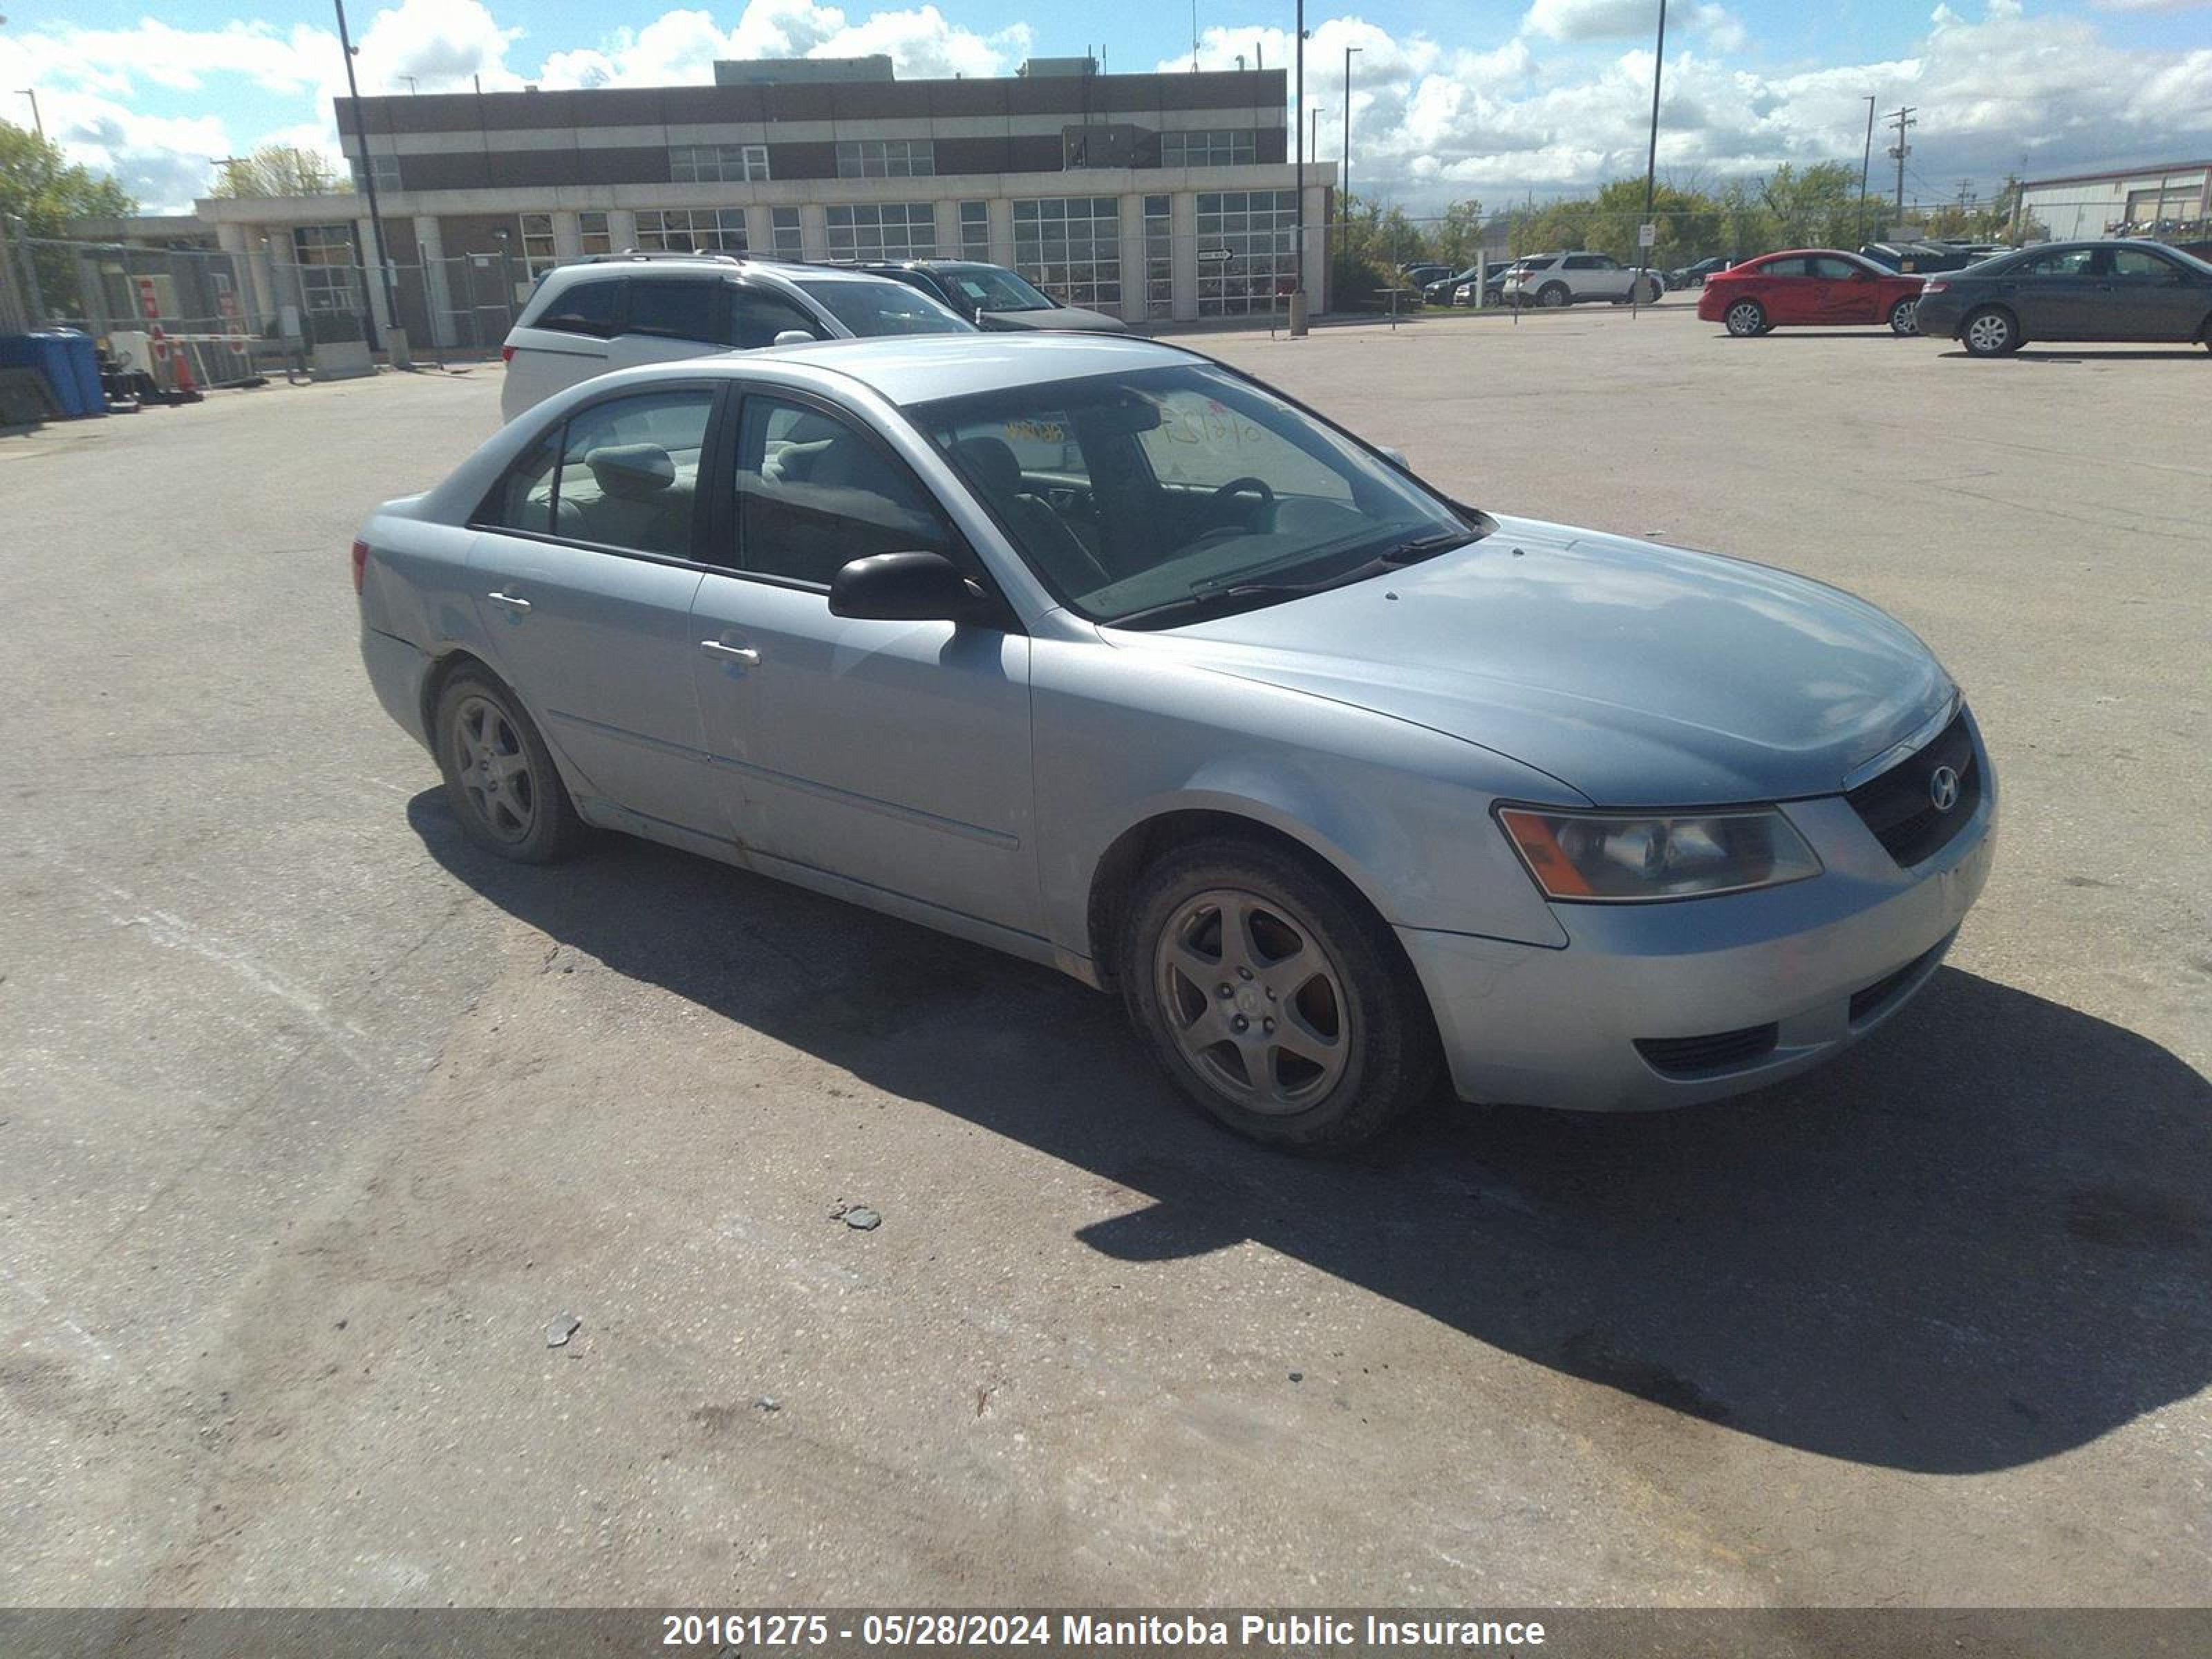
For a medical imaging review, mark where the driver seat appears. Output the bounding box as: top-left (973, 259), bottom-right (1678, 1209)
top-left (950, 437), bottom-right (1112, 596)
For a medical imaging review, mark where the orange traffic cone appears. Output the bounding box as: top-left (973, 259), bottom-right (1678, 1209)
top-left (170, 345), bottom-right (198, 395)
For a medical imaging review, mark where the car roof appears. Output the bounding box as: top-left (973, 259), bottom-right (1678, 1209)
top-left (540, 257), bottom-right (904, 289)
top-left (637, 331), bottom-right (1200, 407)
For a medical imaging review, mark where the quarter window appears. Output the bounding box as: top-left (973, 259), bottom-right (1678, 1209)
top-left (537, 276), bottom-right (623, 338)
top-left (733, 396), bottom-right (958, 585)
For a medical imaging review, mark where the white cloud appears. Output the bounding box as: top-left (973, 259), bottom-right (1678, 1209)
top-left (1520, 0), bottom-right (1743, 51)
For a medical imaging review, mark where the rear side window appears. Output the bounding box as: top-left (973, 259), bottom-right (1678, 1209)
top-left (476, 389), bottom-right (717, 559)
top-left (1809, 256), bottom-right (1864, 279)
top-left (2019, 247), bottom-right (2095, 277)
top-left (731, 287), bottom-right (825, 348)
top-left (626, 279), bottom-right (723, 342)
top-left (1759, 256), bottom-right (1810, 278)
top-left (536, 276), bottom-right (623, 338)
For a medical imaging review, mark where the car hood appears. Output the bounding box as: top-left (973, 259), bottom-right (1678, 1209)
top-left (1107, 516), bottom-right (1955, 806)
top-left (982, 306), bottom-right (1128, 333)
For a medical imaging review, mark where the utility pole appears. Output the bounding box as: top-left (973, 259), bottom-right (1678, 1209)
top-left (1886, 106), bottom-right (1916, 223)
top-left (332, 0), bottom-right (402, 357)
top-left (1857, 95), bottom-right (1875, 243)
top-left (1635, 0), bottom-right (1667, 317)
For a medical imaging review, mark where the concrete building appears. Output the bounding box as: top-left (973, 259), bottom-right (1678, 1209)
top-left (193, 57), bottom-right (1335, 349)
top-left (2016, 160), bottom-right (2210, 242)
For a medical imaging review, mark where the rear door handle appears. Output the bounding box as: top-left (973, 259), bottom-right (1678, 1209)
top-left (485, 590), bottom-right (532, 611)
top-left (700, 639), bottom-right (760, 665)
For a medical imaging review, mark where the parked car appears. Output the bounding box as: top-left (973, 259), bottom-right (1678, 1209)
top-left (1452, 267), bottom-right (1514, 306)
top-left (861, 259), bottom-right (1127, 333)
top-left (1859, 239), bottom-right (2009, 275)
top-left (1698, 250), bottom-right (1929, 337)
top-left (1667, 256), bottom-right (1734, 289)
top-left (1422, 264), bottom-right (1485, 305)
top-left (1399, 263), bottom-right (1454, 291)
top-left (357, 334), bottom-right (1992, 1152)
top-left (1911, 238), bottom-right (2212, 355)
top-left (1504, 251), bottom-right (1665, 308)
top-left (498, 254), bottom-right (973, 422)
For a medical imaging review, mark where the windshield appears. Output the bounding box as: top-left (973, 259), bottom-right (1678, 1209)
top-left (915, 363), bottom-right (1480, 627)
top-left (942, 264), bottom-right (1058, 312)
top-left (794, 279), bottom-right (972, 336)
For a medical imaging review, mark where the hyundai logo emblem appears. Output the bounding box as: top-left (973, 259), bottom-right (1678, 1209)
top-left (1929, 765), bottom-right (1961, 813)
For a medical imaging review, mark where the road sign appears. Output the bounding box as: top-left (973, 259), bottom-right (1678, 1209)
top-left (1638, 222), bottom-right (1658, 248)
top-left (1197, 247), bottom-right (1234, 263)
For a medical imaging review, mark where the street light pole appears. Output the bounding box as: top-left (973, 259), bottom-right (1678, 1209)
top-left (15, 86), bottom-right (41, 140)
top-left (1291, 0), bottom-right (1306, 334)
top-left (332, 0), bottom-right (400, 355)
top-left (1635, 0), bottom-right (1667, 317)
top-left (1342, 46), bottom-right (1361, 229)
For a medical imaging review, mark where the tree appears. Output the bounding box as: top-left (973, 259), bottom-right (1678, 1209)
top-left (1758, 162), bottom-right (1868, 251)
top-left (211, 144), bottom-right (353, 199)
top-left (1428, 198), bottom-right (1488, 267)
top-left (0, 120), bottom-right (138, 318)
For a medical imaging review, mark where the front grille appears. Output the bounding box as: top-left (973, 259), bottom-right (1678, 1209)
top-left (1845, 710), bottom-right (1980, 868)
top-left (1847, 935), bottom-right (1950, 1024)
top-left (1634, 1024), bottom-right (1779, 1078)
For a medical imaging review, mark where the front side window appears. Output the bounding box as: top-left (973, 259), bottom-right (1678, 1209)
top-left (790, 279), bottom-right (970, 337)
top-left (2106, 247), bottom-right (2179, 279)
top-left (733, 396), bottom-right (959, 585)
top-left (1809, 255), bottom-right (1866, 279)
top-left (626, 279), bottom-right (722, 343)
top-left (478, 389), bottom-right (715, 559)
top-left (919, 363), bottom-right (1474, 625)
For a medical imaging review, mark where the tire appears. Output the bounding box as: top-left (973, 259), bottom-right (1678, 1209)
top-left (1640, 276), bottom-right (1664, 305)
top-left (432, 665), bottom-right (588, 863)
top-left (1120, 836), bottom-right (1440, 1153)
top-left (1724, 298), bottom-right (1766, 337)
top-left (1538, 282), bottom-right (1571, 308)
top-left (1962, 306), bottom-right (2020, 357)
top-left (1888, 297), bottom-right (1920, 337)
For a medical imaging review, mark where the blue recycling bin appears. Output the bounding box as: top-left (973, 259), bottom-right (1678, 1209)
top-left (0, 330), bottom-right (106, 418)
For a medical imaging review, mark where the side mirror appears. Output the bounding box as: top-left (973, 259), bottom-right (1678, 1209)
top-left (829, 552), bottom-right (991, 624)
top-left (771, 329), bottom-right (816, 348)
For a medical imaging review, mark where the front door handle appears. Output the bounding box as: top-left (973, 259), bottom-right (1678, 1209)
top-left (485, 590), bottom-right (532, 611)
top-left (699, 639), bottom-right (760, 665)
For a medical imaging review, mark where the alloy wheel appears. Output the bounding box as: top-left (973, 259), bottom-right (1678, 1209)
top-left (1153, 888), bottom-right (1351, 1116)
top-left (1891, 299), bottom-right (1920, 337)
top-left (451, 693), bottom-right (537, 843)
top-left (1727, 301), bottom-right (1763, 336)
top-left (1966, 311), bottom-right (2014, 355)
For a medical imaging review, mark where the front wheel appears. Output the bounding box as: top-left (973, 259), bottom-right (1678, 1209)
top-left (1121, 839), bottom-right (1438, 1152)
top-left (1962, 306), bottom-right (2020, 357)
top-left (1725, 299), bottom-right (1766, 337)
top-left (1888, 297), bottom-right (1920, 337)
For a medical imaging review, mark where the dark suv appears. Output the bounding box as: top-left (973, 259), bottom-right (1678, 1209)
top-left (861, 260), bottom-right (1128, 333)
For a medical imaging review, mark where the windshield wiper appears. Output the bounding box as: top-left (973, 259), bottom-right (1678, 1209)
top-left (1110, 533), bottom-right (1483, 630)
top-left (1378, 529), bottom-right (1480, 565)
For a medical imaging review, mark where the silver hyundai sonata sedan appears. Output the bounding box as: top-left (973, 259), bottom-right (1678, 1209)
top-left (355, 333), bottom-right (1994, 1150)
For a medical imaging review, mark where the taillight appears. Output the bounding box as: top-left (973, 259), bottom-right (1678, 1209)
top-left (500, 344), bottom-right (515, 364)
top-left (351, 538), bottom-right (369, 594)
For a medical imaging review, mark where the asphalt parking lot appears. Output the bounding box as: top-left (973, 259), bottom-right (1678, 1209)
top-left (2, 302), bottom-right (2207, 1609)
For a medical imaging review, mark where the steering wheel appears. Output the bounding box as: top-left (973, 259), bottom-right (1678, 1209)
top-left (1206, 476), bottom-right (1275, 521)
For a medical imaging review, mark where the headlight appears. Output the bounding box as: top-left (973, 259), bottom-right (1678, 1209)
top-left (1497, 806), bottom-right (1822, 902)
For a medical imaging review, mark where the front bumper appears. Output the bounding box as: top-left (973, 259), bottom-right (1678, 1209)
top-left (1399, 715), bottom-right (1997, 1112)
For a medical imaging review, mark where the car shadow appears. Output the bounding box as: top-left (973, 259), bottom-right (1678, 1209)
top-left (409, 790), bottom-right (2211, 1476)
top-left (1935, 348), bottom-right (2211, 362)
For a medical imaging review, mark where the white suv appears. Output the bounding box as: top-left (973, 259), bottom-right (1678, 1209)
top-left (498, 254), bottom-right (973, 423)
top-left (1503, 251), bottom-right (1666, 309)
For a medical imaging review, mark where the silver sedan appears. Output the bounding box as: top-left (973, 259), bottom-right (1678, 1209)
top-left (355, 334), bottom-right (1994, 1150)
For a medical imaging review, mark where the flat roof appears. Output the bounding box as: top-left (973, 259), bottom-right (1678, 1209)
top-left (2021, 160), bottom-right (2211, 189)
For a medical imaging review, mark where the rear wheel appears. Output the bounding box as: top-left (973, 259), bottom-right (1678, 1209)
top-left (1888, 297), bottom-right (1920, 336)
top-left (1962, 306), bottom-right (2021, 357)
top-left (1725, 298), bottom-right (1767, 337)
top-left (1538, 282), bottom-right (1571, 308)
top-left (1121, 838), bottom-right (1438, 1152)
top-left (433, 666), bottom-right (587, 863)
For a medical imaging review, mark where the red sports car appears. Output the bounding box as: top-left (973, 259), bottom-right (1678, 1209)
top-left (1698, 250), bottom-right (1927, 337)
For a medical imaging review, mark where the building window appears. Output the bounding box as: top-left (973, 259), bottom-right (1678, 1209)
top-left (836, 138), bottom-right (935, 179)
top-left (824, 202), bottom-right (937, 263)
top-left (1012, 196), bottom-right (1121, 312)
top-left (959, 200), bottom-right (990, 260)
top-left (350, 153), bottom-right (401, 193)
top-left (578, 212), bottom-right (612, 257)
top-left (1194, 189), bottom-right (1298, 317)
top-left (518, 212), bottom-right (559, 279)
top-left (771, 207), bottom-right (803, 258)
top-left (1161, 129), bottom-right (1256, 169)
top-left (1144, 194), bottom-right (1172, 319)
top-left (671, 144), bottom-right (771, 183)
top-left (291, 223), bottom-right (362, 314)
top-left (635, 208), bottom-right (748, 254)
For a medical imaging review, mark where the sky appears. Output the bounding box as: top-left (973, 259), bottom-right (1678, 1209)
top-left (3, 0), bottom-right (2208, 215)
